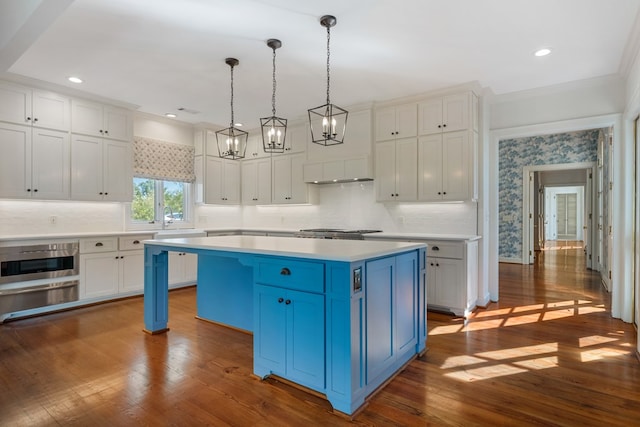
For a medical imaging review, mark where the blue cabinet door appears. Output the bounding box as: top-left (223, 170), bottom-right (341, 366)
top-left (395, 252), bottom-right (418, 354)
top-left (254, 284), bottom-right (286, 375)
top-left (286, 289), bottom-right (325, 390)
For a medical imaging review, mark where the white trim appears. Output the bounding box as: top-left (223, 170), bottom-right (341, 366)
top-left (499, 257), bottom-right (522, 264)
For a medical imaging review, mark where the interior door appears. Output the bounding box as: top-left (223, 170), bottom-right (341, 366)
top-left (538, 184), bottom-right (546, 250)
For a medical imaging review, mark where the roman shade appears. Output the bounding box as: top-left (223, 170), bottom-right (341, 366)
top-left (133, 136), bottom-right (195, 183)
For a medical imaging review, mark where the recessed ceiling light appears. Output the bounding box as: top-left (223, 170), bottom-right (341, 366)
top-left (165, 113), bottom-right (177, 118)
top-left (234, 123), bottom-right (243, 127)
top-left (68, 76), bottom-right (83, 83)
top-left (534, 48), bottom-right (552, 57)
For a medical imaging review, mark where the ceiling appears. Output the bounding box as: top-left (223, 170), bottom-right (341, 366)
top-left (2, 0), bottom-right (640, 129)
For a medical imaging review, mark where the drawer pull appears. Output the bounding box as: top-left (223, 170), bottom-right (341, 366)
top-left (278, 297), bottom-right (284, 303)
top-left (432, 246), bottom-right (440, 251)
top-left (285, 299), bottom-right (291, 305)
top-left (280, 267), bottom-right (291, 276)
top-left (95, 242), bottom-right (104, 247)
top-left (133, 240), bottom-right (140, 244)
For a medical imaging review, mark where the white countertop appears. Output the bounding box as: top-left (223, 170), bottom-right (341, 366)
top-left (144, 235), bottom-right (426, 262)
top-left (366, 232), bottom-right (481, 241)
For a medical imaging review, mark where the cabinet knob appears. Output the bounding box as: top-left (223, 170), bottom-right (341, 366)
top-left (133, 240), bottom-right (140, 245)
top-left (432, 246), bottom-right (439, 251)
top-left (95, 242), bottom-right (104, 247)
top-left (99, 192), bottom-right (103, 195)
top-left (443, 124), bottom-right (446, 128)
top-left (437, 192), bottom-right (441, 195)
top-left (395, 193), bottom-right (399, 197)
top-left (104, 192), bottom-right (108, 195)
top-left (438, 125), bottom-right (441, 128)
top-left (26, 188), bottom-right (31, 192)
top-left (430, 262), bottom-right (434, 266)
top-left (33, 117), bottom-right (38, 122)
top-left (285, 299), bottom-right (291, 305)
top-left (278, 297), bottom-right (284, 303)
top-left (436, 263), bottom-right (439, 267)
top-left (26, 117), bottom-right (31, 121)
top-left (100, 129), bottom-right (104, 133)
top-left (443, 192), bottom-right (446, 195)
top-left (33, 189), bottom-right (38, 192)
top-left (104, 130), bottom-right (109, 134)
top-left (280, 267), bottom-right (291, 276)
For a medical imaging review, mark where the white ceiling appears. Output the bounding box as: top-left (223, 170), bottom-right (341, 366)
top-left (3, 0), bottom-right (640, 129)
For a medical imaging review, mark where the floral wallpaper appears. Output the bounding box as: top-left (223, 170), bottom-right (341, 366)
top-left (499, 130), bottom-right (600, 260)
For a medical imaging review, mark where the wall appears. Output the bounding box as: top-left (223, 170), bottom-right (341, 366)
top-left (498, 129), bottom-right (599, 260)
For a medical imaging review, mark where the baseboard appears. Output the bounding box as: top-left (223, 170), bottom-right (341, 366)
top-left (476, 292), bottom-right (491, 308)
top-left (499, 257), bottom-right (523, 264)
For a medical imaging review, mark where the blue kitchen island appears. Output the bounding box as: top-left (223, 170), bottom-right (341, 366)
top-left (143, 235), bottom-right (427, 416)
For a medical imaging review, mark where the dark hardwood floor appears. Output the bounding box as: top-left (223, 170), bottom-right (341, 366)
top-left (1, 246), bottom-right (638, 426)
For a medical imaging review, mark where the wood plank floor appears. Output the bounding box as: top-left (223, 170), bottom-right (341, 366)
top-left (1, 247), bottom-right (638, 426)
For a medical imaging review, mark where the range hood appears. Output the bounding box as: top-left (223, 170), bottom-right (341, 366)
top-left (303, 155), bottom-right (373, 184)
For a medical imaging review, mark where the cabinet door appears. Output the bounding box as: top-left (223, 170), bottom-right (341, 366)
top-left (0, 82), bottom-right (31, 125)
top-left (71, 135), bottom-right (103, 201)
top-left (285, 123), bottom-right (308, 154)
top-left (434, 257), bottom-right (463, 310)
top-left (375, 106), bottom-right (398, 141)
top-left (254, 284), bottom-right (287, 373)
top-left (395, 138), bottom-right (417, 201)
top-left (286, 289), bottom-right (325, 389)
top-left (103, 106), bottom-right (132, 141)
top-left (288, 153), bottom-right (307, 203)
top-left (442, 93), bottom-right (469, 133)
top-left (32, 90), bottom-right (70, 131)
top-left (168, 252), bottom-right (184, 285)
top-left (31, 128), bottom-right (70, 200)
top-left (103, 139), bottom-right (133, 202)
top-left (120, 251), bottom-right (145, 293)
top-left (418, 134), bottom-right (443, 201)
top-left (395, 104), bottom-right (417, 139)
top-left (241, 160), bottom-right (258, 204)
top-left (183, 253), bottom-right (198, 283)
top-left (223, 160), bottom-right (240, 204)
top-left (204, 156), bottom-right (224, 203)
top-left (71, 99), bottom-right (104, 137)
top-left (272, 155), bottom-right (292, 203)
top-left (0, 123), bottom-right (31, 198)
top-left (395, 252), bottom-right (417, 354)
top-left (426, 260), bottom-right (438, 306)
top-left (441, 131), bottom-right (469, 201)
top-left (80, 253), bottom-right (119, 299)
top-left (418, 98), bottom-right (443, 135)
top-left (375, 140), bottom-right (396, 201)
top-left (256, 158), bottom-right (272, 204)
top-left (366, 256), bottom-right (395, 383)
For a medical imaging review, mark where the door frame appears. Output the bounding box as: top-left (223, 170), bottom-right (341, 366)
top-left (522, 162), bottom-right (596, 266)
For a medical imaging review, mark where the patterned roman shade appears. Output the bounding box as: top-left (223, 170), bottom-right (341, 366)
top-left (133, 136), bottom-right (195, 183)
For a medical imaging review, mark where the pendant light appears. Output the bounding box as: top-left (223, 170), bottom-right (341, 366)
top-left (216, 58), bottom-right (248, 160)
top-left (261, 39), bottom-right (287, 153)
top-left (308, 15), bottom-right (348, 146)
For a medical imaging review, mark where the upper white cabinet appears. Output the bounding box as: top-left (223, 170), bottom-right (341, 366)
top-left (418, 92), bottom-right (477, 135)
top-left (71, 99), bottom-right (132, 141)
top-left (375, 103), bottom-right (417, 142)
top-left (272, 153), bottom-right (308, 204)
top-left (307, 109), bottom-right (373, 162)
top-left (0, 123), bottom-right (70, 200)
top-left (71, 135), bottom-right (133, 201)
top-left (375, 138), bottom-right (417, 202)
top-left (418, 131), bottom-right (473, 202)
top-left (194, 155), bottom-right (241, 205)
top-left (245, 134), bottom-right (270, 159)
top-left (242, 158), bottom-right (272, 204)
top-left (283, 122), bottom-right (308, 154)
top-left (0, 82), bottom-right (70, 131)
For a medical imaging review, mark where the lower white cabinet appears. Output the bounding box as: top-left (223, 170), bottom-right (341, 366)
top-left (169, 252), bottom-right (198, 286)
top-left (79, 235), bottom-right (151, 299)
top-left (426, 240), bottom-right (478, 317)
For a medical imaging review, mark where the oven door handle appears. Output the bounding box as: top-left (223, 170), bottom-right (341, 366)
top-left (0, 281), bottom-right (78, 296)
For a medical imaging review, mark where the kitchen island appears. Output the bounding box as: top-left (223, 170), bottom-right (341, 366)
top-left (143, 235), bottom-right (427, 415)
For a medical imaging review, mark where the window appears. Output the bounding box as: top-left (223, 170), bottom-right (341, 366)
top-left (131, 178), bottom-right (190, 226)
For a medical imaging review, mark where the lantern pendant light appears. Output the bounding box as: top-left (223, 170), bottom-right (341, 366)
top-left (216, 58), bottom-right (248, 160)
top-left (261, 39), bottom-right (287, 153)
top-left (308, 15), bottom-right (348, 146)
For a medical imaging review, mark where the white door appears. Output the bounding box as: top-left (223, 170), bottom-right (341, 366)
top-left (375, 106), bottom-right (398, 141)
top-left (31, 128), bottom-right (70, 200)
top-left (272, 155), bottom-right (292, 203)
top-left (120, 251), bottom-right (145, 293)
top-left (442, 93), bottom-right (469, 133)
top-left (103, 139), bottom-right (132, 202)
top-left (223, 160), bottom-right (241, 204)
top-left (289, 153), bottom-right (307, 203)
top-left (0, 123), bottom-right (31, 198)
top-left (205, 156), bottom-right (224, 203)
top-left (395, 138), bottom-right (417, 201)
top-left (256, 158), bottom-right (272, 204)
top-left (241, 160), bottom-right (258, 203)
top-left (418, 134), bottom-right (443, 201)
top-left (71, 134), bottom-right (104, 201)
top-left (375, 140), bottom-right (397, 201)
top-left (441, 130), bottom-right (469, 201)
top-left (103, 106), bottom-right (132, 141)
top-left (71, 99), bottom-right (103, 137)
top-left (32, 90), bottom-right (70, 131)
top-left (0, 82), bottom-right (31, 125)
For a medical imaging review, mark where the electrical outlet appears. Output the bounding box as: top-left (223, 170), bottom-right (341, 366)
top-left (48, 216), bottom-right (57, 225)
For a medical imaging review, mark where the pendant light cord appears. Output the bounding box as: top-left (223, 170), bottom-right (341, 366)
top-left (326, 24), bottom-right (331, 105)
top-left (272, 46), bottom-right (277, 116)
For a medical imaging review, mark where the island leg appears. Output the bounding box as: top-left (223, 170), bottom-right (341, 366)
top-left (143, 247), bottom-right (169, 334)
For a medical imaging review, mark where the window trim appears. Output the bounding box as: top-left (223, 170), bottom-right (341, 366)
top-left (126, 179), bottom-right (194, 231)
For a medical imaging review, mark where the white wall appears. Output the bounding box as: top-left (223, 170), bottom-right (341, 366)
top-left (134, 113), bottom-right (193, 145)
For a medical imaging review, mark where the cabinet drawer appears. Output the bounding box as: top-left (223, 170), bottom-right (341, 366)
top-left (426, 241), bottom-right (462, 259)
top-left (255, 257), bottom-right (324, 293)
top-left (80, 237), bottom-right (118, 253)
top-left (119, 234), bottom-right (153, 251)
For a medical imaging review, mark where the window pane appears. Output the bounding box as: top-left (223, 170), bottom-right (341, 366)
top-left (132, 178), bottom-right (155, 222)
top-left (163, 181), bottom-right (185, 221)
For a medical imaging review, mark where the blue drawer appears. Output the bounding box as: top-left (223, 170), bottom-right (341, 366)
top-left (255, 257), bottom-right (325, 293)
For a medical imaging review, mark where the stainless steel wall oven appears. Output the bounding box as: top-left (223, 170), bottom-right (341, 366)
top-left (0, 242), bottom-right (79, 321)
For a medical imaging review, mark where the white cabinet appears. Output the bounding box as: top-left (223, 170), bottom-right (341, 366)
top-left (242, 158), bottom-right (272, 204)
top-left (272, 153), bottom-right (308, 204)
top-left (169, 252), bottom-right (198, 286)
top-left (70, 135), bottom-right (133, 201)
top-left (303, 156), bottom-right (372, 184)
top-left (375, 103), bottom-right (417, 142)
top-left (0, 82), bottom-right (70, 131)
top-left (71, 99), bottom-right (132, 141)
top-left (418, 131), bottom-right (473, 202)
top-left (307, 109), bottom-right (372, 161)
top-left (283, 122), bottom-right (308, 154)
top-left (418, 92), bottom-right (476, 135)
top-left (195, 155), bottom-right (241, 204)
top-left (0, 123), bottom-right (70, 200)
top-left (375, 138), bottom-right (417, 202)
top-left (79, 235), bottom-right (151, 299)
top-left (245, 134), bottom-right (270, 159)
top-left (426, 240), bottom-right (478, 317)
